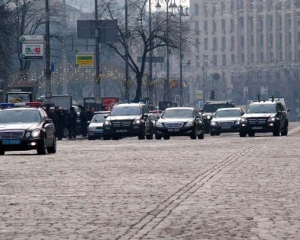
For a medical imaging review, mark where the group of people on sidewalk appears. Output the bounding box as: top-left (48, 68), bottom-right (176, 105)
top-left (45, 105), bottom-right (95, 140)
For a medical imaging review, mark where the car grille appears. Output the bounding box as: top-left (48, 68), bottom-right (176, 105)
top-left (248, 118), bottom-right (267, 125)
top-left (218, 121), bottom-right (234, 127)
top-left (0, 131), bottom-right (25, 138)
top-left (112, 121), bottom-right (132, 128)
top-left (164, 123), bottom-right (184, 128)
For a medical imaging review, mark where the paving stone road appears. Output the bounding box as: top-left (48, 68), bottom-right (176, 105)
top-left (1, 123), bottom-right (300, 239)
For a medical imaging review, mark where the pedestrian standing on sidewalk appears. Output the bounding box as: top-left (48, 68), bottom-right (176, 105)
top-left (78, 105), bottom-right (88, 137)
top-left (66, 107), bottom-right (77, 139)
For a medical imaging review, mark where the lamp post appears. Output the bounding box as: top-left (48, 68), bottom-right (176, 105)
top-left (125, 0), bottom-right (130, 102)
top-left (148, 0), bottom-right (153, 102)
top-left (94, 0), bottom-right (101, 97)
top-left (44, 0), bottom-right (52, 105)
top-left (156, 0), bottom-right (174, 102)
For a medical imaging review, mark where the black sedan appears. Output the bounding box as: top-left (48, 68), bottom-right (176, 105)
top-left (209, 107), bottom-right (244, 136)
top-left (0, 107), bottom-right (56, 155)
top-left (154, 107), bottom-right (204, 140)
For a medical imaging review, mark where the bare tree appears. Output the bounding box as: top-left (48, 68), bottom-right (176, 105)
top-left (100, 0), bottom-right (189, 102)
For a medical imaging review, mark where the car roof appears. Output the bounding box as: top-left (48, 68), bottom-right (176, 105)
top-left (250, 101), bottom-right (277, 105)
top-left (215, 107), bottom-right (242, 111)
top-left (94, 111), bottom-right (110, 114)
top-left (165, 107), bottom-right (195, 110)
top-left (115, 103), bottom-right (144, 107)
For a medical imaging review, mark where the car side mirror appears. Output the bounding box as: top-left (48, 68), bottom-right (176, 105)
top-left (45, 118), bottom-right (53, 123)
top-left (104, 115), bottom-right (108, 118)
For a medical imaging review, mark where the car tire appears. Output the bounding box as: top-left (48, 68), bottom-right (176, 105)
top-left (146, 133), bottom-right (153, 140)
top-left (155, 134), bottom-right (161, 140)
top-left (138, 132), bottom-right (145, 140)
top-left (273, 124), bottom-right (280, 136)
top-left (210, 131), bottom-right (215, 136)
top-left (112, 135), bottom-right (119, 140)
top-left (0, 148), bottom-right (5, 155)
top-left (88, 136), bottom-right (95, 140)
top-left (281, 125), bottom-right (288, 136)
top-left (37, 136), bottom-right (47, 155)
top-left (239, 132), bottom-right (247, 137)
top-left (248, 132), bottom-right (255, 137)
top-left (198, 131), bottom-right (204, 139)
top-left (47, 138), bottom-right (57, 154)
top-left (164, 135), bottom-right (170, 140)
top-left (103, 135), bottom-right (110, 140)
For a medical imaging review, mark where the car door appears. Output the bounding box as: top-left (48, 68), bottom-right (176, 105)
top-left (41, 110), bottom-right (55, 145)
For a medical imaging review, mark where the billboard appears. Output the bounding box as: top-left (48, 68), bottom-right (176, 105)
top-left (6, 92), bottom-right (32, 103)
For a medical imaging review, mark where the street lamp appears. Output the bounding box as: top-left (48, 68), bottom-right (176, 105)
top-left (156, 0), bottom-right (175, 102)
top-left (202, 59), bottom-right (209, 104)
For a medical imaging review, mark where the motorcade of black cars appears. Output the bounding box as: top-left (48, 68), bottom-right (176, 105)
top-left (239, 99), bottom-right (289, 137)
top-left (103, 103), bottom-right (153, 140)
top-left (154, 107), bottom-right (204, 140)
top-left (0, 102), bottom-right (56, 155)
top-left (209, 107), bottom-right (244, 136)
top-left (200, 100), bottom-right (235, 133)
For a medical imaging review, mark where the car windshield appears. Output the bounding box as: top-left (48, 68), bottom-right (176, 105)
top-left (162, 109), bottom-right (193, 118)
top-left (214, 109), bottom-right (241, 118)
top-left (111, 106), bottom-right (141, 116)
top-left (247, 104), bottom-right (276, 113)
top-left (91, 114), bottom-right (106, 123)
top-left (0, 110), bottom-right (41, 123)
top-left (203, 104), bottom-right (234, 112)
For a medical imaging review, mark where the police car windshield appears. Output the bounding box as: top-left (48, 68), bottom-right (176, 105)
top-left (110, 106), bottom-right (141, 116)
top-left (203, 104), bottom-right (233, 112)
top-left (0, 110), bottom-right (41, 123)
top-left (162, 109), bottom-right (193, 118)
top-left (91, 114), bottom-right (106, 123)
top-left (247, 104), bottom-right (276, 113)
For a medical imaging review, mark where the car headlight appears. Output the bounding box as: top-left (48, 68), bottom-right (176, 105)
top-left (156, 122), bottom-right (163, 127)
top-left (240, 117), bottom-right (247, 123)
top-left (268, 117), bottom-right (276, 122)
top-left (234, 120), bottom-right (240, 125)
top-left (206, 115), bottom-right (211, 120)
top-left (185, 121), bottom-right (194, 127)
top-left (202, 114), bottom-right (207, 119)
top-left (31, 129), bottom-right (41, 138)
top-left (133, 119), bottom-right (141, 124)
top-left (210, 121), bottom-right (217, 126)
top-left (104, 120), bottom-right (111, 126)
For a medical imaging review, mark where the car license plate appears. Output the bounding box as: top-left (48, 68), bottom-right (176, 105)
top-left (168, 128), bottom-right (180, 132)
top-left (221, 126), bottom-right (231, 129)
top-left (2, 139), bottom-right (21, 145)
top-left (116, 129), bottom-right (127, 133)
top-left (252, 126), bottom-right (263, 130)
top-left (97, 129), bottom-right (103, 133)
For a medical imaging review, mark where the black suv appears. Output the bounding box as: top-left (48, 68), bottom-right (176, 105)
top-left (201, 100), bottom-right (235, 133)
top-left (103, 103), bottom-right (153, 140)
top-left (239, 100), bottom-right (289, 137)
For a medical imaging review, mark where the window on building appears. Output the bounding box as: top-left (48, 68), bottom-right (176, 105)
top-left (195, 3), bottom-right (199, 16)
top-left (195, 21), bottom-right (200, 35)
top-left (231, 19), bottom-right (234, 32)
top-left (204, 20), bottom-right (208, 34)
top-left (230, 0), bottom-right (235, 13)
top-left (222, 19), bottom-right (226, 33)
top-left (279, 51), bottom-right (282, 61)
top-left (204, 38), bottom-right (208, 50)
top-left (196, 38), bottom-right (200, 53)
top-left (238, 0), bottom-right (244, 10)
top-left (295, 0), bottom-right (300, 8)
top-left (241, 35), bottom-right (244, 48)
top-left (213, 20), bottom-right (217, 33)
top-left (212, 3), bottom-right (217, 17)
top-left (260, 34), bottom-right (264, 46)
top-left (251, 53), bottom-right (254, 63)
top-left (196, 56), bottom-right (200, 67)
top-left (213, 37), bottom-right (218, 50)
top-left (270, 52), bottom-right (274, 61)
top-left (231, 36), bottom-right (235, 50)
top-left (286, 14), bottom-right (292, 29)
top-left (213, 55), bottom-right (218, 66)
top-left (231, 54), bottom-right (235, 64)
top-left (241, 54), bottom-right (245, 63)
top-left (221, 0), bottom-right (226, 15)
top-left (261, 52), bottom-right (264, 62)
top-left (268, 15), bottom-right (273, 30)
top-left (222, 54), bottom-right (226, 66)
top-left (278, 16), bottom-right (282, 29)
top-left (289, 32), bottom-right (292, 44)
top-left (277, 1), bottom-right (282, 10)
top-left (267, 0), bottom-right (273, 10)
top-left (239, 17), bottom-right (244, 29)
top-left (250, 35), bottom-right (254, 46)
top-left (204, 3), bottom-right (208, 17)
top-left (269, 34), bottom-right (273, 47)
top-left (288, 51), bottom-right (292, 60)
top-left (222, 37), bottom-right (226, 50)
top-left (248, 17), bottom-right (253, 32)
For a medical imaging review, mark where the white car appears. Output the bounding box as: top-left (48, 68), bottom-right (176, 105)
top-left (87, 111), bottom-right (110, 140)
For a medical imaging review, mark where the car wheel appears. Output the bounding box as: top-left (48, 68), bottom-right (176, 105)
top-left (146, 133), bottom-right (153, 140)
top-left (112, 135), bottom-right (119, 140)
top-left (248, 132), bottom-right (255, 137)
top-left (0, 148), bottom-right (5, 155)
top-left (164, 135), bottom-right (170, 140)
top-left (273, 124), bottom-right (280, 136)
top-left (210, 131), bottom-right (215, 136)
top-left (155, 134), bottom-right (161, 140)
top-left (138, 132), bottom-right (145, 140)
top-left (239, 132), bottom-right (247, 137)
top-left (198, 131), bottom-right (204, 139)
top-left (37, 136), bottom-right (47, 155)
top-left (103, 135), bottom-right (110, 140)
top-left (281, 125), bottom-right (288, 136)
top-left (47, 137), bottom-right (56, 154)
top-left (88, 136), bottom-right (95, 140)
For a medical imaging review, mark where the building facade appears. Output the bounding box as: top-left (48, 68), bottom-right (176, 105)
top-left (189, 0), bottom-right (300, 115)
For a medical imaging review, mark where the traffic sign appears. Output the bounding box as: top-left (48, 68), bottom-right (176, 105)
top-left (76, 54), bottom-right (94, 67)
top-left (20, 35), bottom-right (44, 43)
top-left (21, 43), bottom-right (44, 60)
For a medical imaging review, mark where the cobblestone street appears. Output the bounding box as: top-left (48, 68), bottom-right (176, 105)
top-left (1, 123), bottom-right (300, 239)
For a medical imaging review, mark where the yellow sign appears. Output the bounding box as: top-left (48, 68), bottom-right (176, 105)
top-left (196, 90), bottom-right (203, 100)
top-left (76, 54), bottom-right (94, 67)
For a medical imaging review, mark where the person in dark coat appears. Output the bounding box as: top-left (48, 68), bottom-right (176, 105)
top-left (54, 106), bottom-right (65, 140)
top-left (78, 105), bottom-right (88, 137)
top-left (67, 107), bottom-right (77, 139)
top-left (86, 106), bottom-right (94, 122)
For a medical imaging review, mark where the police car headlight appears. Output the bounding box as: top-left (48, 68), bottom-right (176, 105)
top-left (104, 120), bottom-right (111, 125)
top-left (210, 121), bottom-right (217, 126)
top-left (268, 117), bottom-right (276, 122)
top-left (185, 121), bottom-right (194, 127)
top-left (202, 114), bottom-right (207, 119)
top-left (206, 115), bottom-right (211, 120)
top-left (31, 129), bottom-right (41, 138)
top-left (240, 117), bottom-right (247, 123)
top-left (133, 119), bottom-right (141, 124)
